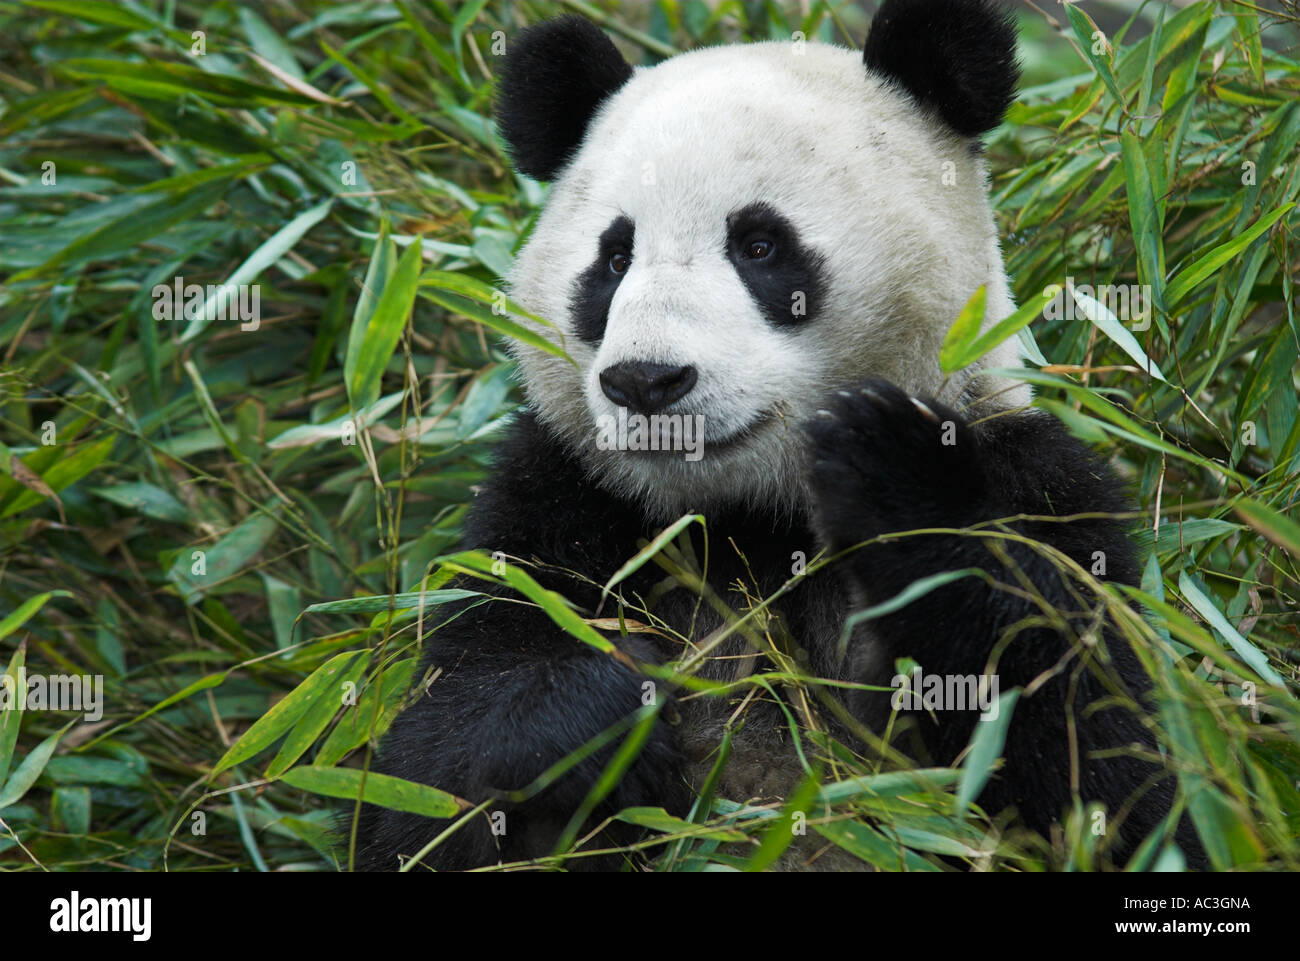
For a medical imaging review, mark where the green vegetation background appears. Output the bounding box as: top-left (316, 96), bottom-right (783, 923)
top-left (0, 0), bottom-right (1297, 871)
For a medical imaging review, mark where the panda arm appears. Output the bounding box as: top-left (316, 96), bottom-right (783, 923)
top-left (806, 380), bottom-right (1191, 857)
top-left (356, 411), bottom-right (687, 870)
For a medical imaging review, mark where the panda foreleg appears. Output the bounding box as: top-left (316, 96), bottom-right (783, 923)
top-left (354, 590), bottom-right (686, 871)
top-left (803, 378), bottom-right (1188, 860)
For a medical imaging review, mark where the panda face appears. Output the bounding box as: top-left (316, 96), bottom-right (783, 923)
top-left (500, 19), bottom-right (1030, 519)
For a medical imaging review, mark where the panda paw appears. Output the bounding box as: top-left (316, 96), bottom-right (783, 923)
top-left (805, 378), bottom-right (985, 552)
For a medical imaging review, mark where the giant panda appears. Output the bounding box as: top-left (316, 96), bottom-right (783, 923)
top-left (356, 0), bottom-right (1202, 871)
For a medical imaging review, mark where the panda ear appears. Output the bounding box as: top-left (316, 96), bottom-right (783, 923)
top-left (495, 16), bottom-right (633, 181)
top-left (863, 0), bottom-right (1019, 137)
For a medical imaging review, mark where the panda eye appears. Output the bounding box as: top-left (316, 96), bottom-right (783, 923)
top-left (744, 239), bottom-right (775, 261)
top-left (608, 251), bottom-right (631, 275)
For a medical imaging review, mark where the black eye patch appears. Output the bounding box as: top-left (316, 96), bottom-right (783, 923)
top-left (725, 202), bottom-right (826, 328)
top-left (570, 215), bottom-right (634, 344)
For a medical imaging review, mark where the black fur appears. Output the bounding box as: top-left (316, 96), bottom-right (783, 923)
top-left (864, 0), bottom-right (1020, 137)
top-left (495, 16), bottom-right (633, 181)
top-left (726, 203), bottom-right (827, 328)
top-left (356, 394), bottom-right (1203, 869)
top-left (806, 381), bottom-right (1200, 858)
top-left (571, 215), bottom-right (634, 343)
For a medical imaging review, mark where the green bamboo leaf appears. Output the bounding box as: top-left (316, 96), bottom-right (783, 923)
top-left (988, 368), bottom-right (1251, 481)
top-left (816, 768), bottom-right (960, 806)
top-left (419, 271), bottom-right (558, 329)
top-left (0, 720), bottom-right (75, 809)
top-left (1064, 3), bottom-right (1126, 107)
top-left (318, 40), bottom-right (420, 125)
top-left (259, 573), bottom-right (301, 650)
top-left (1235, 322), bottom-right (1299, 454)
top-left (239, 7), bottom-right (305, 80)
top-left (420, 289), bottom-right (573, 364)
top-left (1164, 203), bottom-right (1294, 309)
top-left (1059, 76), bottom-right (1105, 132)
top-left (456, 363), bottom-right (516, 440)
top-left (1178, 573), bottom-right (1285, 688)
top-left (451, 0), bottom-right (490, 48)
top-left (394, 0), bottom-right (467, 91)
top-left (44, 755), bottom-right (145, 787)
top-left (0, 646), bottom-right (26, 789)
top-left (600, 514), bottom-right (706, 605)
top-left (265, 651), bottom-right (370, 778)
top-left (0, 436), bottom-right (115, 518)
top-left (878, 822), bottom-right (989, 858)
top-left (1185, 783), bottom-right (1264, 869)
top-left (343, 227), bottom-right (396, 394)
top-left (614, 806), bottom-right (746, 842)
top-left (955, 689), bottom-right (1020, 813)
top-left (180, 200), bottom-right (332, 343)
top-left (937, 285), bottom-right (986, 374)
top-left (1121, 129), bottom-right (1165, 308)
top-left (182, 360), bottom-right (243, 464)
top-left (556, 704), bottom-right (663, 856)
top-left (812, 818), bottom-right (941, 871)
top-left (746, 768), bottom-right (823, 870)
top-left (87, 482), bottom-right (189, 524)
top-left (302, 589), bottom-right (482, 616)
top-left (345, 237), bottom-right (422, 411)
top-left (941, 293), bottom-right (1048, 374)
top-left (50, 785), bottom-right (91, 834)
top-left (268, 391), bottom-right (406, 449)
top-left (1135, 2), bottom-right (1164, 117)
top-left (9, 179), bottom-right (228, 282)
top-left (166, 507), bottom-right (281, 605)
top-left (1233, 10), bottom-right (1264, 85)
top-left (84, 673), bottom-right (229, 750)
top-left (1131, 518), bottom-right (1239, 560)
top-left (315, 658), bottom-right (417, 766)
top-left (1067, 283), bottom-right (1166, 381)
top-left (22, 0), bottom-right (159, 31)
top-left (840, 569), bottom-right (984, 652)
top-left (213, 651), bottom-right (363, 776)
top-left (0, 591), bottom-right (72, 642)
top-left (438, 550), bottom-right (615, 653)
top-left (56, 58), bottom-right (319, 106)
top-left (470, 233), bottom-right (514, 278)
top-left (133, 160), bottom-right (269, 195)
top-left (280, 765), bottom-right (462, 817)
top-left (1233, 499), bottom-right (1300, 557)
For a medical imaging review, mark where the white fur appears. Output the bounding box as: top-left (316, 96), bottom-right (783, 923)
top-left (505, 40), bottom-right (1031, 519)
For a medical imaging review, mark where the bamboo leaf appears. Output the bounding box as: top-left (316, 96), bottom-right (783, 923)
top-left (1164, 203), bottom-right (1294, 309)
top-left (345, 237), bottom-right (422, 411)
top-left (214, 651), bottom-right (362, 776)
top-left (0, 721), bottom-right (75, 809)
top-left (955, 689), bottom-right (1020, 813)
top-left (180, 200), bottom-right (332, 343)
top-left (1233, 499), bottom-right (1300, 558)
top-left (600, 514), bottom-right (705, 604)
top-left (280, 765), bottom-right (463, 817)
top-left (1178, 573), bottom-right (1285, 688)
top-left (938, 285), bottom-right (986, 375)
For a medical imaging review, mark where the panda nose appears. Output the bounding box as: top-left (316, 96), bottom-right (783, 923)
top-left (599, 361), bottom-right (697, 414)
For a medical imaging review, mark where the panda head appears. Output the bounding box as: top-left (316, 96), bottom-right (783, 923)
top-left (497, 0), bottom-right (1031, 519)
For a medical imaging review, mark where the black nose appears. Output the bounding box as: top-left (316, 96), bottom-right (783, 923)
top-left (599, 361), bottom-right (697, 414)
